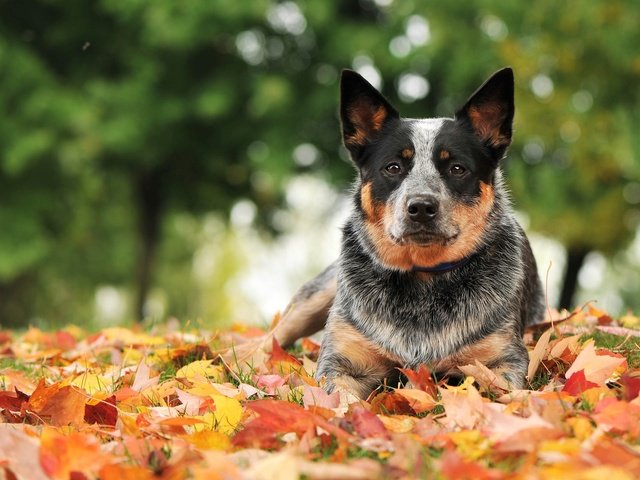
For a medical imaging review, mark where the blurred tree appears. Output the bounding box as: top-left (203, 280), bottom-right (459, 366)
top-left (487, 0), bottom-right (640, 308)
top-left (0, 0), bottom-right (638, 324)
top-left (0, 0), bottom-right (407, 323)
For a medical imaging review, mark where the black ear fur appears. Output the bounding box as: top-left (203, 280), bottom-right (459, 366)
top-left (455, 67), bottom-right (515, 160)
top-left (340, 69), bottom-right (399, 160)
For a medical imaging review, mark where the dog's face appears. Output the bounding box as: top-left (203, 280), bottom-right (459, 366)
top-left (340, 68), bottom-right (515, 271)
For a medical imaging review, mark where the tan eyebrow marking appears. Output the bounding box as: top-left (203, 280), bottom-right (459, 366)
top-left (401, 148), bottom-right (414, 159)
top-left (439, 149), bottom-right (450, 160)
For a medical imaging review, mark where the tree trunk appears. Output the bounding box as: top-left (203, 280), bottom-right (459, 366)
top-left (134, 170), bottom-right (164, 322)
top-left (558, 247), bottom-right (590, 311)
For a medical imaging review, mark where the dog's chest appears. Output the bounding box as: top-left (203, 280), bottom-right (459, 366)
top-left (337, 272), bottom-right (485, 365)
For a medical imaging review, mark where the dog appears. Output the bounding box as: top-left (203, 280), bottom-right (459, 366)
top-left (273, 67), bottom-right (544, 399)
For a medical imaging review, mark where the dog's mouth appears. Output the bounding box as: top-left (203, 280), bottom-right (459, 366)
top-left (390, 230), bottom-right (458, 246)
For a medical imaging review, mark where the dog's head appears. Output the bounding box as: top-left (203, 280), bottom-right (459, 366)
top-left (340, 68), bottom-right (514, 271)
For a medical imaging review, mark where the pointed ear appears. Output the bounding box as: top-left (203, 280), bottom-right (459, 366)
top-left (340, 69), bottom-right (399, 159)
top-left (455, 67), bottom-right (515, 159)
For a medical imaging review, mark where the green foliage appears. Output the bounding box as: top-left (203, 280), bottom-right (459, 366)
top-left (0, 0), bottom-right (638, 324)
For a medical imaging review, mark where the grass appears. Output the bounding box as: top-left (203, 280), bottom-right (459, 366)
top-left (582, 330), bottom-right (640, 368)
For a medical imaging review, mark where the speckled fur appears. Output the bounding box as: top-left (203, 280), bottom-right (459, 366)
top-left (276, 68), bottom-right (544, 397)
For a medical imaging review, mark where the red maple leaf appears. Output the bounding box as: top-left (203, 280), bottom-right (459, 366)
top-left (562, 369), bottom-right (598, 395)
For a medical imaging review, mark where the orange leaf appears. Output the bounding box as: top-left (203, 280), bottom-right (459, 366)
top-left (393, 389), bottom-right (437, 414)
top-left (438, 449), bottom-right (500, 480)
top-left (397, 365), bottom-right (437, 396)
top-left (158, 417), bottom-right (205, 426)
top-left (39, 428), bottom-right (111, 480)
top-left (301, 338), bottom-right (321, 355)
top-left (232, 399), bottom-right (350, 449)
top-left (99, 464), bottom-right (155, 480)
top-left (593, 399), bottom-right (640, 438)
top-left (28, 380), bottom-right (87, 426)
top-left (269, 337), bottom-right (302, 366)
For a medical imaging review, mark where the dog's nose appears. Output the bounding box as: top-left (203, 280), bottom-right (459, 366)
top-left (407, 196), bottom-right (439, 223)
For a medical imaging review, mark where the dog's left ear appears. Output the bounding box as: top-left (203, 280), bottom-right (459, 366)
top-left (340, 69), bottom-right (399, 161)
top-left (455, 67), bottom-right (514, 160)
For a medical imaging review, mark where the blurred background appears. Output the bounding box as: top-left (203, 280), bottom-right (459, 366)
top-left (1, 0), bottom-right (639, 329)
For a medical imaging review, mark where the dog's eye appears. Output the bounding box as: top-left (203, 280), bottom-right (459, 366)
top-left (449, 165), bottom-right (466, 176)
top-left (385, 163), bottom-right (403, 175)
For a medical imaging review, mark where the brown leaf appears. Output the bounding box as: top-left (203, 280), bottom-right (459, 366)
top-left (28, 380), bottom-right (87, 426)
top-left (84, 395), bottom-right (118, 427)
top-left (369, 391), bottom-right (416, 415)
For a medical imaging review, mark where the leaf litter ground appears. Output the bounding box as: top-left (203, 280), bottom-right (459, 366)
top-left (2, 305), bottom-right (640, 479)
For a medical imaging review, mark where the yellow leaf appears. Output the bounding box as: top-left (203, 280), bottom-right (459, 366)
top-left (448, 430), bottom-right (490, 461)
top-left (540, 465), bottom-right (635, 480)
top-left (620, 313), bottom-right (640, 329)
top-left (187, 382), bottom-right (223, 397)
top-left (176, 359), bottom-right (224, 381)
top-left (100, 327), bottom-right (166, 346)
top-left (377, 414), bottom-right (416, 433)
top-left (184, 430), bottom-right (231, 451)
top-left (68, 373), bottom-right (114, 395)
top-left (566, 417), bottom-right (594, 441)
top-left (580, 386), bottom-right (616, 409)
top-left (539, 438), bottom-right (581, 456)
top-left (193, 395), bottom-right (243, 435)
top-left (85, 390), bottom-right (112, 406)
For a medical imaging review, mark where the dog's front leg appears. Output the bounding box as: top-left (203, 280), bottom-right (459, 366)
top-left (490, 338), bottom-right (529, 390)
top-left (315, 314), bottom-right (399, 399)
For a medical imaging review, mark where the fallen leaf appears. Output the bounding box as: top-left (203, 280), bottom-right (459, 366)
top-left (39, 428), bottom-right (111, 479)
top-left (392, 388), bottom-right (437, 413)
top-left (350, 405), bottom-right (390, 439)
top-left (302, 385), bottom-right (340, 409)
top-left (184, 430), bottom-right (231, 451)
top-left (84, 394), bottom-right (118, 426)
top-left (397, 364), bottom-right (437, 396)
top-left (370, 391), bottom-right (416, 415)
top-left (232, 399), bottom-right (350, 449)
top-left (459, 360), bottom-right (510, 392)
top-left (28, 380), bottom-right (87, 426)
top-left (131, 361), bottom-right (159, 392)
top-left (176, 359), bottom-right (224, 381)
top-left (565, 341), bottom-right (626, 385)
top-left (0, 427), bottom-right (49, 480)
top-left (528, 328), bottom-right (552, 380)
top-left (562, 370), bottom-right (599, 395)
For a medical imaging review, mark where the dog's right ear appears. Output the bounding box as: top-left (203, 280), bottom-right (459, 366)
top-left (340, 70), bottom-right (399, 161)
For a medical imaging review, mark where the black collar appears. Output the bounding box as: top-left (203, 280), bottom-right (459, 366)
top-left (410, 254), bottom-right (476, 274)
